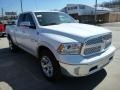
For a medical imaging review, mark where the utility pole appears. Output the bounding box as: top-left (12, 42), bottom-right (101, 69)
top-left (94, 0), bottom-right (97, 24)
top-left (20, 0), bottom-right (23, 13)
top-left (1, 8), bottom-right (4, 21)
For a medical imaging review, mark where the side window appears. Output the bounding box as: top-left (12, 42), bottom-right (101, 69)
top-left (17, 14), bottom-right (26, 26)
top-left (25, 14), bottom-right (35, 26)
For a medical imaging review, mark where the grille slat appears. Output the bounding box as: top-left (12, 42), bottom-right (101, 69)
top-left (83, 34), bottom-right (112, 56)
top-left (86, 36), bottom-right (103, 45)
top-left (84, 46), bottom-right (101, 55)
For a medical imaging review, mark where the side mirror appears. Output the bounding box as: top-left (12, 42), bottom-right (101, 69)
top-left (20, 21), bottom-right (31, 27)
top-left (20, 21), bottom-right (36, 29)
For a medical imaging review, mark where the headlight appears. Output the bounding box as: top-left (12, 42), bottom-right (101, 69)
top-left (57, 43), bottom-right (83, 55)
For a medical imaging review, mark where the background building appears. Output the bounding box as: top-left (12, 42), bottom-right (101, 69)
top-left (0, 11), bottom-right (17, 24)
top-left (99, 0), bottom-right (120, 12)
top-left (61, 4), bottom-right (120, 24)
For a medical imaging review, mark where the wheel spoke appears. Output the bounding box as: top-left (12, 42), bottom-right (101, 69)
top-left (41, 56), bottom-right (53, 77)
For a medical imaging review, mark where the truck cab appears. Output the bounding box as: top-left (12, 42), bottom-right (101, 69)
top-left (6, 11), bottom-right (116, 80)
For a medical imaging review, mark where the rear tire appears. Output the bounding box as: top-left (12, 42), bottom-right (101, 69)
top-left (40, 50), bottom-right (62, 81)
top-left (8, 38), bottom-right (18, 52)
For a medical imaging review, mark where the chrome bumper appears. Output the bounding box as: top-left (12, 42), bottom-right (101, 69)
top-left (59, 46), bottom-right (116, 77)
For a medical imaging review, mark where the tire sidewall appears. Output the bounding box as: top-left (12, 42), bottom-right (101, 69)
top-left (8, 38), bottom-right (17, 52)
top-left (40, 50), bottom-right (61, 80)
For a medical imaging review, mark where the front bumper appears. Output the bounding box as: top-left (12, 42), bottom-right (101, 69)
top-left (59, 45), bottom-right (116, 77)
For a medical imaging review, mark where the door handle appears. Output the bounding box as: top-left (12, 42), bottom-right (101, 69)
top-left (31, 39), bottom-right (34, 42)
top-left (31, 39), bottom-right (37, 42)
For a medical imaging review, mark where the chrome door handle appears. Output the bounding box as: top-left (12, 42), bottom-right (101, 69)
top-left (31, 39), bottom-right (37, 42)
top-left (31, 39), bottom-right (34, 42)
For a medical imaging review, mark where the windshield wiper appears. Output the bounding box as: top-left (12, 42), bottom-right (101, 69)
top-left (44, 23), bottom-right (58, 26)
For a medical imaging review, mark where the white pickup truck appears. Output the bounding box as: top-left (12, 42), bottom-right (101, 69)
top-left (6, 11), bottom-right (116, 80)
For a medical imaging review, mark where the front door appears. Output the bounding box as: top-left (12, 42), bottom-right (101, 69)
top-left (21, 13), bottom-right (38, 54)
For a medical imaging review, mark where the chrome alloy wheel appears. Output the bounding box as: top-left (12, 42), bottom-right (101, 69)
top-left (41, 56), bottom-right (54, 77)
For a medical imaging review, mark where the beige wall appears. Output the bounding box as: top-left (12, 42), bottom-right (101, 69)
top-left (69, 12), bottom-right (120, 23)
top-left (109, 12), bottom-right (120, 22)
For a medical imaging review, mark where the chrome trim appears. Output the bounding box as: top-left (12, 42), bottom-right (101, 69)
top-left (81, 33), bottom-right (112, 56)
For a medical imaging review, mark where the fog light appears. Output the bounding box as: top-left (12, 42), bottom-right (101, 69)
top-left (74, 67), bottom-right (80, 75)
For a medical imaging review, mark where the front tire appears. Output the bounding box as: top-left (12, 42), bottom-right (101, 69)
top-left (40, 50), bottom-right (61, 81)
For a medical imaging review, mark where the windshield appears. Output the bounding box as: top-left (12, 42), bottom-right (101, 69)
top-left (35, 12), bottom-right (76, 26)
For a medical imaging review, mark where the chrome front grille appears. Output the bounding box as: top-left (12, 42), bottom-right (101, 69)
top-left (85, 36), bottom-right (103, 45)
top-left (83, 33), bottom-right (112, 56)
top-left (103, 34), bottom-right (112, 40)
top-left (84, 46), bottom-right (101, 55)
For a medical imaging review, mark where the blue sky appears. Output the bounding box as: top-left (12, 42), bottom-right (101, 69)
top-left (0, 0), bottom-right (110, 14)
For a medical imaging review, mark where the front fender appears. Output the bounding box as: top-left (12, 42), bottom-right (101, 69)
top-left (37, 41), bottom-right (60, 61)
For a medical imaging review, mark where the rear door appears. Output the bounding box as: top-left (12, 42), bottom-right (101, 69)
top-left (15, 14), bottom-right (26, 46)
top-left (21, 13), bottom-right (38, 54)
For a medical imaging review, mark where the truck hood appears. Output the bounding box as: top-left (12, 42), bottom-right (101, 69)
top-left (40, 23), bottom-right (111, 43)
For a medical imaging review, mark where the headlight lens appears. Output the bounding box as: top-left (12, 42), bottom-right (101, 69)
top-left (57, 43), bottom-right (83, 55)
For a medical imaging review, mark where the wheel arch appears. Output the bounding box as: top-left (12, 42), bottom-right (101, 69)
top-left (38, 46), bottom-right (52, 57)
top-left (37, 44), bottom-right (60, 61)
top-left (7, 34), bottom-right (11, 40)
